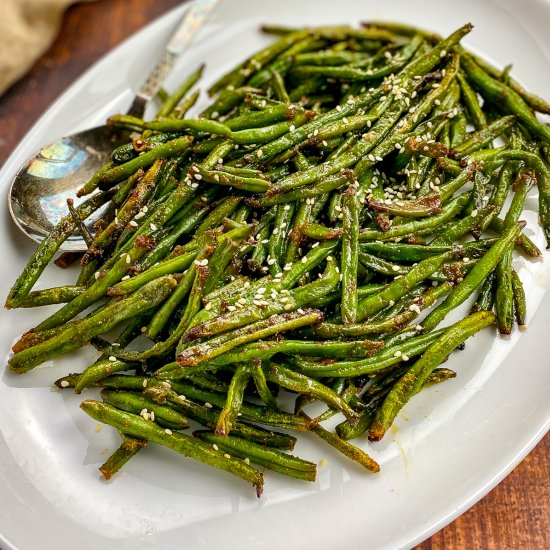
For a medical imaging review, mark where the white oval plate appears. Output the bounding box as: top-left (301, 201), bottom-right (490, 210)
top-left (1, 1), bottom-right (549, 548)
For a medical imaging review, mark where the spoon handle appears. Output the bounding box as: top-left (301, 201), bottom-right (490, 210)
top-left (127, 0), bottom-right (220, 117)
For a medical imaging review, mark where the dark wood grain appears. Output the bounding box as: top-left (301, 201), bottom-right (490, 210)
top-left (0, 1), bottom-right (548, 548)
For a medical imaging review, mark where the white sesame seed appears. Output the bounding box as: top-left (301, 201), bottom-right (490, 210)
top-left (150, 223), bottom-right (157, 231)
top-left (471, 209), bottom-right (478, 217)
top-left (204, 402), bottom-right (213, 409)
top-left (244, 457), bottom-right (250, 465)
top-left (402, 354), bottom-right (410, 361)
top-left (284, 304), bottom-right (293, 311)
top-left (165, 429), bottom-right (173, 435)
top-left (125, 254), bottom-right (131, 264)
top-left (227, 305), bottom-right (236, 312)
top-left (129, 220), bottom-right (138, 227)
top-left (267, 258), bottom-right (276, 265)
top-left (212, 444), bottom-right (219, 450)
top-left (60, 380), bottom-right (70, 388)
top-left (463, 257), bottom-right (470, 263)
top-left (94, 272), bottom-right (100, 280)
top-left (394, 350), bottom-right (402, 357)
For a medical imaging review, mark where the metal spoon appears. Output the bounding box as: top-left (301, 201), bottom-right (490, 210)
top-left (8, 0), bottom-right (219, 252)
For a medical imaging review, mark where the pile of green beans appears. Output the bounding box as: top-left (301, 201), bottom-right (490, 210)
top-left (6, 21), bottom-right (548, 496)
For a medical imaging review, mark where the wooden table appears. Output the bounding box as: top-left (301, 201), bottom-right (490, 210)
top-left (0, 1), bottom-right (548, 547)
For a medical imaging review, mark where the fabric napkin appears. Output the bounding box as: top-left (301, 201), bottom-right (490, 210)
top-left (0, 0), bottom-right (95, 96)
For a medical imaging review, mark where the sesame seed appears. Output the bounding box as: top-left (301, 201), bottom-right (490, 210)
top-left (336, 105), bottom-right (342, 112)
top-left (129, 220), bottom-right (138, 227)
top-left (165, 429), bottom-right (173, 435)
top-left (402, 354), bottom-right (410, 361)
top-left (150, 223), bottom-right (157, 231)
top-left (224, 453), bottom-right (231, 459)
top-left (204, 402), bottom-right (213, 409)
top-left (244, 457), bottom-right (250, 465)
top-left (227, 305), bottom-right (236, 312)
top-left (290, 124), bottom-right (296, 131)
top-left (471, 209), bottom-right (478, 217)
top-left (60, 380), bottom-right (70, 388)
top-left (440, 49), bottom-right (447, 57)
top-left (205, 302), bottom-right (212, 310)
top-left (121, 275), bottom-right (130, 281)
top-left (267, 258), bottom-right (276, 265)
top-left (125, 254), bottom-right (131, 264)
top-left (284, 304), bottom-right (293, 310)
top-left (143, 380), bottom-right (148, 387)
top-left (463, 257), bottom-right (470, 263)
top-left (212, 444), bottom-right (219, 450)
top-left (301, 256), bottom-right (308, 264)
top-left (94, 272), bottom-right (100, 280)
top-left (394, 350), bottom-right (402, 357)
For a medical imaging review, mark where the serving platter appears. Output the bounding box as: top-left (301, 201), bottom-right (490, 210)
top-left (0, 0), bottom-right (549, 548)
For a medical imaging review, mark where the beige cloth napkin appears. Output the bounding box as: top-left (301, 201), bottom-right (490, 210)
top-left (0, 0), bottom-right (94, 95)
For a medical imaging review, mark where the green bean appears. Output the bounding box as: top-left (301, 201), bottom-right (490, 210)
top-left (144, 385), bottom-right (295, 449)
top-left (461, 54), bottom-right (550, 144)
top-left (457, 72), bottom-right (487, 129)
top-left (452, 115), bottom-right (516, 158)
top-left (356, 251), bottom-right (453, 320)
top-left (422, 221), bottom-right (524, 330)
top-left (15, 285), bottom-right (85, 308)
top-left (471, 271), bottom-right (496, 313)
top-left (306, 416), bottom-right (380, 473)
top-left (359, 193), bottom-right (470, 241)
top-left (97, 136), bottom-right (195, 190)
top-left (511, 269), bottom-right (527, 327)
top-left (293, 329), bottom-right (444, 378)
top-left (5, 188), bottom-right (116, 308)
top-left (101, 389), bottom-right (190, 430)
top-left (156, 64), bottom-right (204, 118)
top-left (341, 186), bottom-right (360, 323)
top-left (99, 434), bottom-right (146, 480)
top-left (369, 311), bottom-right (496, 441)
top-left (194, 431), bottom-right (315, 481)
top-left (314, 282), bottom-right (452, 338)
top-left (9, 276), bottom-right (177, 373)
top-left (172, 309), bottom-right (324, 370)
top-left (81, 400), bottom-right (264, 495)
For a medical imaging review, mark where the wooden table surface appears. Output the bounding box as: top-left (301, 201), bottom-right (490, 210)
top-left (0, 1), bottom-right (548, 548)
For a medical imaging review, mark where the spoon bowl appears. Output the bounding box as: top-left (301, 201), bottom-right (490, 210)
top-left (8, 125), bottom-right (128, 251)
